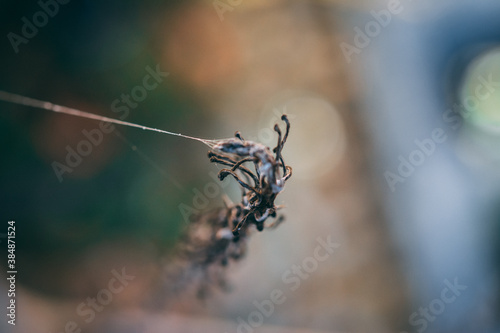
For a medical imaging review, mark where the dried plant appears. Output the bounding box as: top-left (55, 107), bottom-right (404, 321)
top-left (157, 115), bottom-right (292, 303)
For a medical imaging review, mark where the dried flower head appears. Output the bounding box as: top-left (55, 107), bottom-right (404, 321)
top-left (157, 115), bottom-right (292, 303)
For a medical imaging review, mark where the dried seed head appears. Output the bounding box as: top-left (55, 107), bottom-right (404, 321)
top-left (154, 115), bottom-right (292, 306)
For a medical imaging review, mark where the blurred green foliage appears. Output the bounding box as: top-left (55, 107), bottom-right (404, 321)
top-left (0, 0), bottom-right (210, 296)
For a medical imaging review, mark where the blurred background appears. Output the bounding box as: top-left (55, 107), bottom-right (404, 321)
top-left (1, 0), bottom-right (500, 332)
